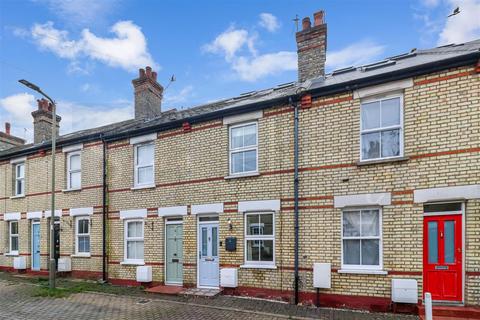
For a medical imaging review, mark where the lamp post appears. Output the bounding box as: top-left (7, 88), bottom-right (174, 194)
top-left (19, 79), bottom-right (57, 289)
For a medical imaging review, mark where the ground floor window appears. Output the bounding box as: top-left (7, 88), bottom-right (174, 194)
top-left (342, 208), bottom-right (382, 270)
top-left (124, 220), bottom-right (144, 263)
top-left (9, 221), bottom-right (19, 255)
top-left (244, 212), bottom-right (275, 266)
top-left (75, 217), bottom-right (90, 255)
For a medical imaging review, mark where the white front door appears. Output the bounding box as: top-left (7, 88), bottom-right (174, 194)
top-left (198, 223), bottom-right (219, 287)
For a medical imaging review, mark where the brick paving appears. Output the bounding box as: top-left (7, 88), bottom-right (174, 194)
top-left (0, 278), bottom-right (418, 320)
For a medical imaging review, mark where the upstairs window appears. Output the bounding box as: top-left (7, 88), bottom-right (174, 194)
top-left (360, 95), bottom-right (403, 161)
top-left (67, 151), bottom-right (81, 190)
top-left (75, 217), bottom-right (90, 255)
top-left (9, 221), bottom-right (19, 255)
top-left (342, 209), bottom-right (382, 270)
top-left (134, 143), bottom-right (154, 187)
top-left (14, 163), bottom-right (25, 196)
top-left (229, 122), bottom-right (258, 175)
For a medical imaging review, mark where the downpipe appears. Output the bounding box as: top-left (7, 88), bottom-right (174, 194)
top-left (291, 96), bottom-right (300, 304)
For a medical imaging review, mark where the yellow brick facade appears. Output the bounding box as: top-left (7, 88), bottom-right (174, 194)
top-left (1, 65), bottom-right (479, 309)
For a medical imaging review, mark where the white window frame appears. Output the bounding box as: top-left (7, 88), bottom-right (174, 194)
top-left (133, 142), bottom-right (155, 188)
top-left (75, 216), bottom-right (90, 256)
top-left (244, 212), bottom-right (275, 266)
top-left (123, 219), bottom-right (145, 264)
top-left (341, 207), bottom-right (383, 271)
top-left (14, 162), bottom-right (25, 196)
top-left (9, 221), bottom-right (19, 255)
top-left (229, 121), bottom-right (258, 176)
top-left (360, 93), bottom-right (404, 161)
top-left (67, 151), bottom-right (82, 190)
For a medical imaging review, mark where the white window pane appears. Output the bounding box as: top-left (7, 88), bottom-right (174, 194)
top-left (231, 152), bottom-right (244, 174)
top-left (128, 241), bottom-right (144, 260)
top-left (381, 129), bottom-right (400, 158)
top-left (78, 236), bottom-right (90, 253)
top-left (70, 171), bottom-right (81, 189)
top-left (246, 240), bottom-right (260, 261)
top-left (231, 127), bottom-right (244, 149)
top-left (246, 215), bottom-right (260, 235)
top-left (137, 166), bottom-right (153, 184)
top-left (16, 164), bottom-right (25, 178)
top-left (78, 219), bottom-right (89, 234)
top-left (136, 222), bottom-right (143, 237)
top-left (128, 222), bottom-right (142, 238)
top-left (361, 101), bottom-right (380, 130)
top-left (361, 210), bottom-right (379, 237)
top-left (361, 132), bottom-right (380, 159)
top-left (137, 144), bottom-right (153, 165)
top-left (381, 98), bottom-right (400, 127)
top-left (260, 240), bottom-right (274, 262)
top-left (361, 239), bottom-right (379, 265)
top-left (244, 150), bottom-right (257, 172)
top-left (343, 240), bottom-right (360, 265)
top-left (11, 236), bottom-right (19, 251)
top-left (243, 124), bottom-right (257, 147)
top-left (260, 214), bottom-right (273, 236)
top-left (343, 212), bottom-right (360, 237)
top-left (16, 180), bottom-right (24, 195)
top-left (11, 222), bottom-right (18, 234)
top-left (70, 154), bottom-right (81, 170)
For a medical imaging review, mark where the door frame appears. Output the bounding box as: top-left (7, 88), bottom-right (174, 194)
top-left (164, 217), bottom-right (183, 286)
top-left (31, 220), bottom-right (41, 271)
top-left (196, 214), bottom-right (219, 289)
top-left (423, 201), bottom-right (465, 304)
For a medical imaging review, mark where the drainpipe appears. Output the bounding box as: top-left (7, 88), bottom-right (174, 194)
top-left (101, 135), bottom-right (108, 283)
top-left (291, 96), bottom-right (300, 304)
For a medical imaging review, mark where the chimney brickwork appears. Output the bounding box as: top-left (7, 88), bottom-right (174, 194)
top-left (132, 66), bottom-right (164, 120)
top-left (0, 122), bottom-right (25, 151)
top-left (31, 98), bottom-right (61, 144)
top-left (296, 10), bottom-right (327, 83)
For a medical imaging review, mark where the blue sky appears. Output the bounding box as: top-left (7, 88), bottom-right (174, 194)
top-left (1, 0), bottom-right (479, 142)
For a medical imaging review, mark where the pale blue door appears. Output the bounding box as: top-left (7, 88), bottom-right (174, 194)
top-left (198, 223), bottom-right (219, 287)
top-left (32, 223), bottom-right (41, 270)
top-left (166, 224), bottom-right (183, 284)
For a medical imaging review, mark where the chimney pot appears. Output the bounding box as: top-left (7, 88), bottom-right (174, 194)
top-left (5, 122), bottom-right (11, 135)
top-left (302, 17), bottom-right (311, 30)
top-left (152, 71), bottom-right (157, 81)
top-left (139, 68), bottom-right (146, 78)
top-left (146, 66), bottom-right (152, 78)
top-left (314, 10), bottom-right (325, 26)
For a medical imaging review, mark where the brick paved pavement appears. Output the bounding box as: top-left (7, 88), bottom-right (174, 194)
top-left (0, 279), bottom-right (418, 320)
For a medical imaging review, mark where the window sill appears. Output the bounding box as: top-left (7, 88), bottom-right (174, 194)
top-left (240, 264), bottom-right (277, 270)
top-left (71, 254), bottom-right (91, 258)
top-left (9, 195), bottom-right (25, 199)
top-left (131, 184), bottom-right (156, 191)
top-left (5, 253), bottom-right (19, 257)
top-left (338, 269), bottom-right (388, 275)
top-left (120, 260), bottom-right (145, 266)
top-left (357, 156), bottom-right (409, 166)
top-left (225, 172), bottom-right (260, 180)
top-left (62, 188), bottom-right (82, 193)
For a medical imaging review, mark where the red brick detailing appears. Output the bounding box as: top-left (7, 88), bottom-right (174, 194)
top-left (84, 141), bottom-right (103, 148)
top-left (391, 200), bottom-right (414, 205)
top-left (410, 147), bottom-right (480, 159)
top-left (300, 163), bottom-right (356, 171)
top-left (392, 189), bottom-right (414, 195)
top-left (107, 142), bottom-right (130, 150)
top-left (309, 95), bottom-right (353, 109)
top-left (145, 262), bottom-right (164, 266)
top-left (108, 187), bottom-right (132, 193)
top-left (282, 196), bottom-right (334, 201)
top-left (157, 176), bottom-right (224, 188)
top-left (70, 270), bottom-right (102, 280)
top-left (467, 271), bottom-right (480, 276)
top-left (220, 263), bottom-right (241, 268)
top-left (223, 201), bottom-right (238, 206)
top-left (414, 70), bottom-right (476, 86)
top-left (182, 122), bottom-right (192, 133)
top-left (223, 209), bottom-right (237, 213)
top-left (389, 270), bottom-right (422, 276)
top-left (262, 168), bottom-right (294, 176)
top-left (282, 205), bottom-right (334, 211)
top-left (297, 41), bottom-right (326, 53)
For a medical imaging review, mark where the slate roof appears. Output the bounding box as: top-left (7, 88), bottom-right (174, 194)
top-left (1, 39), bottom-right (479, 159)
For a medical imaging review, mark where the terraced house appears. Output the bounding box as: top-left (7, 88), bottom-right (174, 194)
top-left (1, 11), bottom-right (479, 313)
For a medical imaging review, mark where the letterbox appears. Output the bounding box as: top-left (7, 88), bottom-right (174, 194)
top-left (225, 237), bottom-right (237, 252)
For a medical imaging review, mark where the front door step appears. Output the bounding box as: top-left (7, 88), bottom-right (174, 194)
top-left (181, 287), bottom-right (221, 297)
top-left (145, 285), bottom-right (184, 295)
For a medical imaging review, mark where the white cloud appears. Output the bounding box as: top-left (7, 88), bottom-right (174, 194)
top-left (259, 13), bottom-right (280, 32)
top-left (232, 52), bottom-right (297, 82)
top-left (0, 93), bottom-right (36, 141)
top-left (28, 20), bottom-right (158, 72)
top-left (437, 0), bottom-right (480, 45)
top-left (164, 85), bottom-right (194, 105)
top-left (326, 40), bottom-right (386, 71)
top-left (203, 26), bottom-right (295, 81)
top-left (0, 92), bottom-right (133, 143)
top-left (40, 0), bottom-right (118, 26)
top-left (421, 0), bottom-right (441, 7)
top-left (203, 27), bottom-right (254, 60)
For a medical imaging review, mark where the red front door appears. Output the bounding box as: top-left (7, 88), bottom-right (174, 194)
top-left (423, 214), bottom-right (462, 302)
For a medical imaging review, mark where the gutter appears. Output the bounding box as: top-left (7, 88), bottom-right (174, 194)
top-left (1, 51), bottom-right (478, 161)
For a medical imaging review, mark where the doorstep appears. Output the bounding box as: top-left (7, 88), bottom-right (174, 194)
top-left (145, 285), bottom-right (184, 295)
top-left (418, 305), bottom-right (480, 319)
top-left (181, 287), bottom-right (221, 297)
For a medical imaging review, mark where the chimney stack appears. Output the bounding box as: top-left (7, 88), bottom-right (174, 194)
top-left (0, 122), bottom-right (25, 151)
top-left (296, 10), bottom-right (327, 83)
top-left (132, 66), bottom-right (163, 120)
top-left (31, 98), bottom-right (61, 144)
